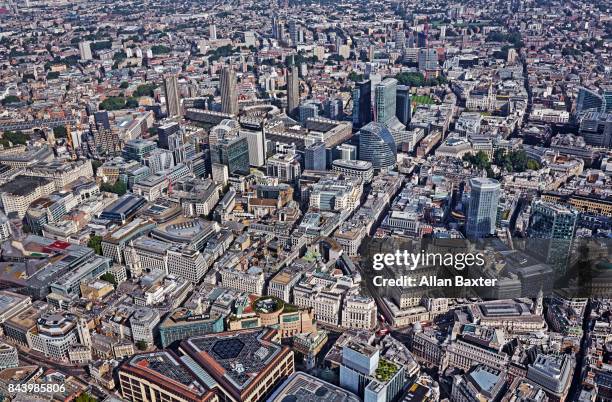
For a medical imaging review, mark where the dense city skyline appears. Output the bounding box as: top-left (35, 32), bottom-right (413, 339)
top-left (0, 0), bottom-right (610, 401)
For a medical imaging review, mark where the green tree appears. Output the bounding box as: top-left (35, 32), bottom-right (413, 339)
top-left (395, 72), bottom-right (425, 87)
top-left (87, 235), bottom-right (103, 255)
top-left (134, 83), bottom-right (156, 97)
top-left (125, 97), bottom-right (139, 108)
top-left (151, 44), bottom-right (171, 55)
top-left (53, 125), bottom-right (67, 138)
top-left (100, 272), bottom-right (118, 288)
top-left (463, 151), bottom-right (491, 170)
top-left (136, 340), bottom-right (148, 350)
top-left (101, 180), bottom-right (127, 195)
top-left (92, 160), bottom-right (103, 176)
top-left (75, 393), bottom-right (97, 402)
top-left (100, 97), bottom-right (127, 111)
top-left (1, 95), bottom-right (21, 105)
top-left (2, 131), bottom-right (28, 146)
top-left (527, 159), bottom-right (540, 170)
top-left (119, 81), bottom-right (129, 89)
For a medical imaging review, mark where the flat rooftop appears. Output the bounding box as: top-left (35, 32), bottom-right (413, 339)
top-left (268, 372), bottom-right (360, 402)
top-left (0, 175), bottom-right (53, 196)
top-left (182, 329), bottom-right (287, 393)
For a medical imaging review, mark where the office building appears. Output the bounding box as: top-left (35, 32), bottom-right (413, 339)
top-left (579, 111), bottom-right (612, 148)
top-left (211, 163), bottom-right (229, 186)
top-left (269, 372), bottom-right (360, 402)
top-left (220, 66), bottom-right (239, 115)
top-left (179, 328), bottom-right (295, 402)
top-left (30, 312), bottom-right (80, 360)
top-left (267, 152), bottom-right (302, 182)
top-left (94, 110), bottom-right (111, 130)
top-left (358, 122), bottom-right (397, 171)
top-left (451, 365), bottom-right (507, 402)
top-left (157, 121), bottom-right (180, 149)
top-left (79, 41), bottom-right (92, 60)
top-left (244, 129), bottom-right (266, 167)
top-left (211, 133), bottom-right (250, 175)
top-left (528, 201), bottom-right (578, 275)
top-left (305, 141), bottom-right (326, 171)
top-left (375, 78), bottom-right (398, 125)
top-left (332, 160), bottom-right (374, 183)
top-left (396, 85), bottom-right (411, 125)
top-left (325, 98), bottom-right (344, 120)
top-left (99, 193), bottom-right (147, 224)
top-left (418, 48), bottom-right (438, 72)
top-left (0, 291), bottom-right (31, 323)
top-left (335, 143), bottom-right (357, 160)
top-left (119, 351), bottom-right (219, 402)
top-left (602, 85), bottom-right (612, 113)
top-left (339, 341), bottom-right (405, 402)
top-left (298, 101), bottom-right (320, 123)
top-left (0, 175), bottom-right (56, 219)
top-left (287, 65), bottom-right (300, 115)
top-left (143, 148), bottom-right (175, 174)
top-left (526, 354), bottom-right (573, 400)
top-left (209, 23), bottom-right (217, 39)
top-left (353, 80), bottom-right (373, 128)
top-left (417, 31), bottom-right (427, 47)
top-left (0, 342), bottom-right (18, 370)
top-left (159, 309), bottom-right (224, 348)
top-left (123, 139), bottom-right (157, 162)
top-left (130, 307), bottom-right (160, 345)
top-left (575, 87), bottom-right (603, 114)
top-left (164, 74), bottom-right (182, 117)
top-left (341, 295), bottom-right (377, 330)
top-left (466, 178), bottom-right (501, 238)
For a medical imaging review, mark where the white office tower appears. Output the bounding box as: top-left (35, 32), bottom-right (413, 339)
top-left (211, 163), bottom-right (229, 186)
top-left (79, 41), bottom-right (92, 60)
top-left (244, 129), bottom-right (266, 167)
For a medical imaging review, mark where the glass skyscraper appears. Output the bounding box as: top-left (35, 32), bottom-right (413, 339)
top-left (357, 122), bottom-right (396, 171)
top-left (352, 80), bottom-right (373, 128)
top-left (466, 178), bottom-right (501, 238)
top-left (395, 85), bottom-right (411, 125)
top-left (575, 87), bottom-right (603, 115)
top-left (304, 141), bottom-right (326, 171)
top-left (211, 134), bottom-right (250, 175)
top-left (375, 78), bottom-right (397, 125)
top-left (528, 200), bottom-right (578, 275)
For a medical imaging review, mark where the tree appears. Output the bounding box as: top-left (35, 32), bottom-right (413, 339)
top-left (119, 81), bottom-right (129, 89)
top-left (87, 235), bottom-right (102, 255)
top-left (125, 97), bottom-right (139, 108)
top-left (134, 83), bottom-right (156, 97)
top-left (151, 44), bottom-right (171, 55)
top-left (92, 160), bottom-right (103, 176)
top-left (99, 97), bottom-right (127, 111)
top-left (395, 72), bottom-right (425, 87)
top-left (101, 180), bottom-right (127, 195)
top-left (527, 159), bottom-right (540, 170)
top-left (100, 272), bottom-right (118, 288)
top-left (2, 131), bottom-right (28, 146)
top-left (136, 340), bottom-right (148, 350)
top-left (53, 125), bottom-right (67, 138)
top-left (463, 151), bottom-right (491, 170)
top-left (1, 95), bottom-right (21, 105)
top-left (75, 393), bottom-right (97, 402)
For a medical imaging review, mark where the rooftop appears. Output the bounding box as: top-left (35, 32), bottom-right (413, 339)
top-left (268, 372), bottom-right (360, 402)
top-left (181, 328), bottom-right (288, 394)
top-left (0, 175), bottom-right (53, 196)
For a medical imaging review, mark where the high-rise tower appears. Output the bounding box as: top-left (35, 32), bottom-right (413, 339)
top-left (220, 66), bottom-right (238, 116)
top-left (164, 74), bottom-right (181, 117)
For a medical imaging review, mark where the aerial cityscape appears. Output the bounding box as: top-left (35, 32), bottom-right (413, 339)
top-left (0, 0), bottom-right (610, 401)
